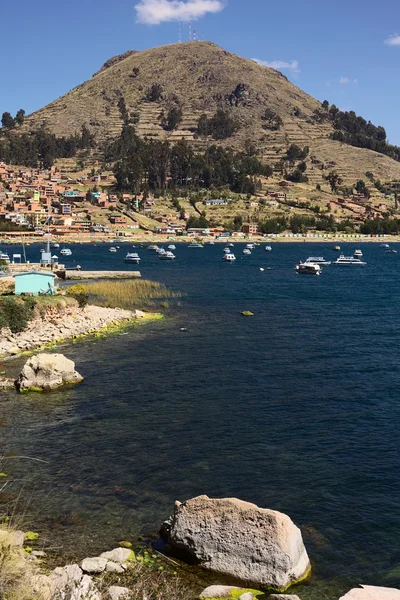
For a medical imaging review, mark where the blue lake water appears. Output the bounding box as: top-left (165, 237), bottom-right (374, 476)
top-left (1, 241), bottom-right (400, 599)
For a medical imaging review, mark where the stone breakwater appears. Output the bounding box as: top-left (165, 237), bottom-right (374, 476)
top-left (0, 304), bottom-right (153, 359)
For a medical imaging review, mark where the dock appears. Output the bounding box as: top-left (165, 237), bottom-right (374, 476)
top-left (58, 270), bottom-right (141, 280)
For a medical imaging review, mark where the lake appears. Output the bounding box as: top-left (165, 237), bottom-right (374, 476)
top-left (1, 241), bottom-right (400, 599)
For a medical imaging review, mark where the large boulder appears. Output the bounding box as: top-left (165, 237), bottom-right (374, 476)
top-left (340, 585), bottom-right (400, 599)
top-left (163, 495), bottom-right (310, 590)
top-left (15, 353), bottom-right (83, 392)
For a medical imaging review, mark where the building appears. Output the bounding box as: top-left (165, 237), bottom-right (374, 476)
top-left (203, 199), bottom-right (227, 206)
top-left (14, 271), bottom-right (56, 296)
top-left (242, 224), bottom-right (258, 235)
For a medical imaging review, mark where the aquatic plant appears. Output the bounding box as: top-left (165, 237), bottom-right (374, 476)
top-left (82, 279), bottom-right (181, 310)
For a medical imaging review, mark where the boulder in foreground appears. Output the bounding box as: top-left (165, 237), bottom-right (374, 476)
top-left (163, 495), bottom-right (310, 591)
top-left (15, 353), bottom-right (83, 392)
top-left (340, 585), bottom-right (400, 599)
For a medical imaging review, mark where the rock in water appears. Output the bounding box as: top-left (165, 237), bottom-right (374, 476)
top-left (340, 585), bottom-right (400, 599)
top-left (15, 353), bottom-right (83, 392)
top-left (163, 495), bottom-right (310, 590)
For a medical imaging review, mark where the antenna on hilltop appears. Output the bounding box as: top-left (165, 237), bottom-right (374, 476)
top-left (193, 28), bottom-right (198, 41)
top-left (189, 21), bottom-right (192, 41)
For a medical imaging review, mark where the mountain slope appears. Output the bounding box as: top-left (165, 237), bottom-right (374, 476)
top-left (23, 41), bottom-right (400, 185)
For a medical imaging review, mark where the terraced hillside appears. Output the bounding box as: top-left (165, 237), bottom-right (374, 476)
top-left (23, 41), bottom-right (400, 185)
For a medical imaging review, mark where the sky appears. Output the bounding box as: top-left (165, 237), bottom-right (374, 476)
top-left (1, 0), bottom-right (400, 143)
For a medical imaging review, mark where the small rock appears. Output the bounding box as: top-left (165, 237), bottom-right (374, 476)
top-left (0, 529), bottom-right (25, 547)
top-left (31, 550), bottom-right (47, 557)
top-left (100, 547), bottom-right (132, 563)
top-left (106, 560), bottom-right (126, 573)
top-left (339, 585), bottom-right (400, 599)
top-left (108, 585), bottom-right (131, 600)
top-left (81, 556), bottom-right (108, 573)
top-left (72, 574), bottom-right (101, 600)
top-left (268, 596), bottom-right (301, 600)
top-left (200, 586), bottom-right (242, 598)
top-left (239, 594), bottom-right (255, 600)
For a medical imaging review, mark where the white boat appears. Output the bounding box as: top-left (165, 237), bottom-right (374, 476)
top-left (228, 243), bottom-right (234, 247)
top-left (124, 253), bottom-right (141, 264)
top-left (223, 247), bottom-right (230, 253)
top-left (52, 242), bottom-right (60, 248)
top-left (296, 263), bottom-right (321, 275)
top-left (265, 246), bottom-right (272, 252)
top-left (156, 247), bottom-right (166, 255)
top-left (353, 249), bottom-right (363, 257)
top-left (332, 255), bottom-right (366, 266)
top-left (380, 243), bottom-right (390, 249)
top-left (388, 249), bottom-right (398, 254)
top-left (334, 245), bottom-right (341, 251)
top-left (0, 251), bottom-right (10, 263)
top-left (159, 251), bottom-right (175, 260)
top-left (147, 245), bottom-right (159, 251)
top-left (302, 256), bottom-right (331, 266)
top-left (188, 242), bottom-right (203, 248)
top-left (246, 243), bottom-right (255, 249)
top-left (109, 247), bottom-right (117, 253)
top-left (243, 249), bottom-right (251, 255)
top-left (223, 253), bottom-right (236, 262)
top-left (168, 245), bottom-right (176, 250)
top-left (207, 241), bottom-right (215, 245)
top-left (60, 248), bottom-right (72, 256)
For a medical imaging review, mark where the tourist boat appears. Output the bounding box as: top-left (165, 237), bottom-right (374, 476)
top-left (124, 253), bottom-right (141, 264)
top-left (109, 247), bottom-right (117, 253)
top-left (188, 242), bottom-right (203, 248)
top-left (332, 255), bottom-right (366, 266)
top-left (243, 249), bottom-right (251, 255)
top-left (301, 256), bottom-right (331, 266)
top-left (147, 245), bottom-right (159, 251)
top-left (296, 263), bottom-right (321, 275)
top-left (0, 251), bottom-right (10, 263)
top-left (223, 253), bottom-right (236, 262)
top-left (246, 243), bottom-right (255, 249)
top-left (353, 249), bottom-right (363, 257)
top-left (159, 251), bottom-right (175, 260)
top-left (167, 245), bottom-right (176, 250)
top-left (334, 245), bottom-right (341, 251)
top-left (60, 248), bottom-right (72, 256)
top-left (380, 243), bottom-right (390, 249)
top-left (265, 246), bottom-right (272, 252)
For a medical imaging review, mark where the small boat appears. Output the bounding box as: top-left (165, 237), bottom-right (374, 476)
top-left (387, 249), bottom-right (398, 254)
top-left (223, 253), bottom-right (236, 262)
top-left (380, 243), bottom-right (390, 249)
top-left (147, 245), bottom-right (159, 251)
top-left (265, 246), bottom-right (272, 252)
top-left (168, 245), bottom-right (176, 250)
top-left (109, 247), bottom-right (117, 253)
top-left (223, 247), bottom-right (230, 253)
top-left (60, 248), bottom-right (72, 256)
top-left (243, 249), bottom-right (251, 255)
top-left (0, 251), bottom-right (10, 263)
top-left (332, 255), bottom-right (366, 266)
top-left (188, 242), bottom-right (203, 248)
top-left (228, 243), bottom-right (234, 247)
top-left (207, 241), bottom-right (215, 245)
top-left (334, 245), bottom-right (341, 251)
top-left (159, 251), bottom-right (175, 260)
top-left (156, 247), bottom-right (166, 255)
top-left (52, 242), bottom-right (60, 248)
top-left (301, 257), bottom-right (331, 266)
top-left (124, 253), bottom-right (141, 264)
top-left (246, 243), bottom-right (255, 249)
top-left (353, 249), bottom-right (363, 258)
top-left (296, 263), bottom-right (321, 275)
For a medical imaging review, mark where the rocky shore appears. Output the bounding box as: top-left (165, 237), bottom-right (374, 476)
top-left (0, 304), bottom-right (158, 359)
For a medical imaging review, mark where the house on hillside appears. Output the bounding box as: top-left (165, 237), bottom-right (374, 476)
top-left (242, 223), bottom-right (258, 235)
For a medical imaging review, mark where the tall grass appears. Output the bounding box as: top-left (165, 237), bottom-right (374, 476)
top-left (82, 279), bottom-right (181, 310)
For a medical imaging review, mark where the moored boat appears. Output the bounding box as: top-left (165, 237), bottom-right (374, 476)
top-left (265, 246), bottom-right (272, 252)
top-left (60, 247), bottom-right (72, 256)
top-left (159, 251), bottom-right (176, 260)
top-left (302, 256), bottom-right (331, 266)
top-left (296, 262), bottom-right (321, 275)
top-left (243, 248), bottom-right (251, 255)
top-left (109, 247), bottom-right (117, 253)
top-left (332, 254), bottom-right (366, 265)
top-left (334, 245), bottom-right (341, 251)
top-left (124, 252), bottom-right (141, 264)
top-left (353, 249), bottom-right (363, 257)
top-left (188, 242), bottom-right (203, 248)
top-left (223, 253), bottom-right (236, 262)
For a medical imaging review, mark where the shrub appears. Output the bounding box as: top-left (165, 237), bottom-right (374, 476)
top-left (0, 297), bottom-right (36, 333)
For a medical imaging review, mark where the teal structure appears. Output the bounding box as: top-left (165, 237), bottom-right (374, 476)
top-left (14, 271), bottom-right (56, 296)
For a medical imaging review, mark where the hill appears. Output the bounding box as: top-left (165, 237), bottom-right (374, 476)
top-left (21, 41), bottom-right (400, 188)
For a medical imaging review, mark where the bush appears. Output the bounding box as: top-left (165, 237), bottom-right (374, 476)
top-left (0, 297), bottom-right (36, 333)
top-left (67, 284), bottom-right (89, 308)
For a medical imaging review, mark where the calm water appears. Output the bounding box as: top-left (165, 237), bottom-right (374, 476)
top-left (1, 241), bottom-right (400, 599)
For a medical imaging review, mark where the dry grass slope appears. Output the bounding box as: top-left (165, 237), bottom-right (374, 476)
top-left (24, 41), bottom-right (400, 185)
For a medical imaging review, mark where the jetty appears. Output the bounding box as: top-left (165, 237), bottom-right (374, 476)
top-left (58, 270), bottom-right (141, 280)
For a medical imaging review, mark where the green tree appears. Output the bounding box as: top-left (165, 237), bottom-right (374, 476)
top-left (15, 109), bottom-right (25, 126)
top-left (326, 171), bottom-right (343, 193)
top-left (163, 106), bottom-right (183, 131)
top-left (146, 83), bottom-right (163, 102)
top-left (1, 112), bottom-right (15, 129)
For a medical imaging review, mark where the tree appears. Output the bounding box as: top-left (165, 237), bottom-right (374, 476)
top-left (163, 106), bottom-right (183, 131)
top-left (1, 112), bottom-right (15, 129)
top-left (322, 100), bottom-right (329, 110)
top-left (298, 161), bottom-right (307, 173)
top-left (355, 179), bottom-right (367, 196)
top-left (15, 109), bottom-right (25, 126)
top-left (146, 83), bottom-right (163, 102)
top-left (233, 215), bottom-right (243, 231)
top-left (326, 171), bottom-right (342, 193)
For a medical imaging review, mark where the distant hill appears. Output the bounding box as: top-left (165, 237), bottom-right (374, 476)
top-left (23, 41), bottom-right (400, 186)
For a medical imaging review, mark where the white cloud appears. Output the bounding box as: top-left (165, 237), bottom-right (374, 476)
top-left (252, 58), bottom-right (300, 73)
top-left (135, 0), bottom-right (225, 25)
top-left (339, 76), bottom-right (358, 85)
top-left (385, 34), bottom-right (400, 46)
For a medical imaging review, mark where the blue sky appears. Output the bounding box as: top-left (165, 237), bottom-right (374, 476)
top-left (2, 0), bottom-right (400, 143)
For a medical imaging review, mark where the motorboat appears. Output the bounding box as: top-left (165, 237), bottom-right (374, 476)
top-left (109, 247), bottom-right (117, 253)
top-left (148, 245), bottom-right (159, 251)
top-left (223, 253), bottom-right (236, 262)
top-left (380, 243), bottom-right (390, 249)
top-left (188, 242), bottom-right (203, 248)
top-left (301, 256), bottom-right (331, 266)
top-left (243, 249), bottom-right (251, 255)
top-left (207, 241), bottom-right (215, 245)
top-left (246, 243), bottom-right (255, 249)
top-left (334, 245), bottom-right (341, 251)
top-left (159, 251), bottom-right (175, 260)
top-left (296, 262), bottom-right (321, 275)
top-left (265, 246), bottom-right (272, 252)
top-left (52, 242), bottom-right (60, 248)
top-left (60, 248), bottom-right (72, 256)
top-left (167, 245), bottom-right (176, 250)
top-left (353, 249), bottom-right (363, 257)
top-left (0, 251), bottom-right (10, 263)
top-left (124, 252), bottom-right (141, 264)
top-left (387, 249), bottom-right (398, 253)
top-left (156, 247), bottom-right (166, 255)
top-left (332, 255), bottom-right (366, 265)
top-left (223, 247), bottom-right (230, 253)
top-left (228, 243), bottom-right (234, 247)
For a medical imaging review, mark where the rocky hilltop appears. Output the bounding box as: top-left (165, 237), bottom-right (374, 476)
top-left (23, 41), bottom-right (400, 185)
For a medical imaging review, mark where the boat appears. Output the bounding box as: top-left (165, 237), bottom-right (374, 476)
top-left (265, 246), bottom-right (272, 252)
top-left (168, 245), bottom-right (176, 250)
top-left (353, 249), bottom-right (363, 257)
top-left (296, 263), bottom-right (321, 275)
top-left (243, 249), bottom-right (251, 255)
top-left (246, 243), bottom-right (255, 249)
top-left (188, 242), bottom-right (203, 248)
top-left (207, 241), bottom-right (215, 245)
top-left (388, 249), bottom-right (398, 253)
top-left (0, 251), bottom-right (10, 263)
top-left (147, 245), bottom-right (159, 251)
top-left (332, 255), bottom-right (366, 266)
top-left (223, 247), bottom-right (230, 253)
top-left (156, 247), bottom-right (166, 255)
top-left (124, 253), bottom-right (141, 264)
top-left (52, 242), bottom-right (60, 248)
top-left (334, 245), bottom-right (341, 251)
top-left (380, 243), bottom-right (390, 249)
top-left (109, 247), bottom-right (117, 253)
top-left (228, 243), bottom-right (234, 247)
top-left (223, 253), bottom-right (236, 262)
top-left (301, 256), bottom-right (331, 266)
top-left (60, 248), bottom-right (72, 256)
top-left (159, 251), bottom-right (176, 260)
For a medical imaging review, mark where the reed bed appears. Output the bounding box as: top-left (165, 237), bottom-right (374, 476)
top-left (82, 279), bottom-right (181, 310)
